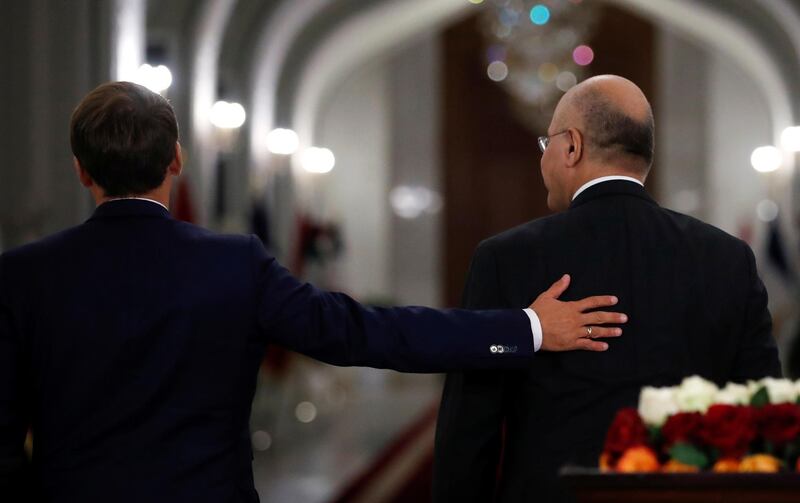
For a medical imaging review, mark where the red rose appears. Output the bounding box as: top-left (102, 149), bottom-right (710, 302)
top-left (604, 408), bottom-right (649, 457)
top-left (757, 403), bottom-right (800, 446)
top-left (699, 405), bottom-right (757, 458)
top-left (661, 412), bottom-right (702, 448)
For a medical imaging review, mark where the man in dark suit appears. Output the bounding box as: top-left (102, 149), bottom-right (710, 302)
top-left (432, 75), bottom-right (782, 502)
top-left (0, 82), bottom-right (627, 502)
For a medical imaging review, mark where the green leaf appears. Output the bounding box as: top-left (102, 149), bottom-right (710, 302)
top-left (750, 386), bottom-right (770, 407)
top-left (709, 446), bottom-right (721, 464)
top-left (648, 425), bottom-right (662, 446)
top-left (669, 442), bottom-right (709, 469)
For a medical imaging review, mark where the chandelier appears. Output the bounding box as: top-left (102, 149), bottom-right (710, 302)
top-left (480, 0), bottom-right (601, 131)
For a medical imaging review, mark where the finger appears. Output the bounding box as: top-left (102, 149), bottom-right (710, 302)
top-left (575, 295), bottom-right (618, 311)
top-left (583, 326), bottom-right (622, 339)
top-left (574, 339), bottom-right (609, 352)
top-left (541, 274), bottom-right (570, 300)
top-left (583, 311), bottom-right (628, 325)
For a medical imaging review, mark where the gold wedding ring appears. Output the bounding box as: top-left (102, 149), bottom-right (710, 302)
top-left (586, 326), bottom-right (593, 337)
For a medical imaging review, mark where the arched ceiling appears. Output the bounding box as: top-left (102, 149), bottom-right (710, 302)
top-left (145, 0), bottom-right (800, 182)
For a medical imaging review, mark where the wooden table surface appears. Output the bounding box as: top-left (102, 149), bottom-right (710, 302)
top-left (561, 467), bottom-right (800, 503)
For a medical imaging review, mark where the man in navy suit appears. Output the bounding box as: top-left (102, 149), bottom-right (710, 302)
top-left (0, 82), bottom-right (627, 502)
top-left (432, 75), bottom-right (782, 502)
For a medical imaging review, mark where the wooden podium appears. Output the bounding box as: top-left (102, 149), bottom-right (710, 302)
top-left (561, 467), bottom-right (800, 503)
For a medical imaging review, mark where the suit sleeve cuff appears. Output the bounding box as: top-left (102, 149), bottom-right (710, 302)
top-left (523, 308), bottom-right (542, 352)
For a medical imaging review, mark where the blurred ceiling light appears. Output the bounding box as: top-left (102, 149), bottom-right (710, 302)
top-left (209, 101), bottom-right (246, 129)
top-left (266, 128), bottom-right (300, 155)
top-left (487, 61), bottom-right (509, 82)
top-left (556, 71), bottom-right (577, 92)
top-left (468, 0), bottom-right (484, 4)
top-left (251, 430), bottom-right (272, 451)
top-left (301, 147), bottom-right (335, 174)
top-left (756, 199), bottom-right (779, 222)
top-left (750, 145), bottom-right (782, 173)
top-left (530, 5), bottom-right (551, 25)
top-left (134, 64), bottom-right (172, 93)
top-left (390, 186), bottom-right (443, 219)
top-left (295, 401), bottom-right (317, 423)
top-left (572, 45), bottom-right (594, 66)
top-left (780, 126), bottom-right (800, 152)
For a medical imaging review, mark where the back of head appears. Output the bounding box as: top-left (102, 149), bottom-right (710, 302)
top-left (70, 81), bottom-right (179, 197)
top-left (568, 76), bottom-right (654, 175)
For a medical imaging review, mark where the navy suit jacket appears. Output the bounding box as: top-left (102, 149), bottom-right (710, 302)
top-left (0, 199), bottom-right (534, 502)
top-left (433, 181), bottom-right (782, 503)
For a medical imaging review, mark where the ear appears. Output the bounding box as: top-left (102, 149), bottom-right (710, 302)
top-left (73, 157), bottom-right (94, 188)
top-left (167, 142), bottom-right (183, 177)
top-left (565, 128), bottom-right (584, 167)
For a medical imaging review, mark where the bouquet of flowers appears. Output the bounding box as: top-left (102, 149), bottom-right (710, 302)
top-left (600, 376), bottom-right (800, 473)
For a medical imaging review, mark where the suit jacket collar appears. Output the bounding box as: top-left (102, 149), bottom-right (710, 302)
top-left (569, 179), bottom-right (657, 210)
top-left (88, 199), bottom-right (172, 221)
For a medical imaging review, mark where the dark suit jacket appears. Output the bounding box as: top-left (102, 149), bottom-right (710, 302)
top-left (433, 180), bottom-right (781, 502)
top-left (0, 199), bottom-right (535, 503)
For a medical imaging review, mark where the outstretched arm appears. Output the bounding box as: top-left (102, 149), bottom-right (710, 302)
top-left (252, 237), bottom-right (623, 372)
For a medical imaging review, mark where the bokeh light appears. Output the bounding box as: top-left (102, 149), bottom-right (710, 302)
top-left (572, 45), bottom-right (595, 66)
top-left (538, 62), bottom-right (559, 82)
top-left (209, 101), bottom-right (246, 129)
top-left (530, 5), bottom-right (550, 25)
top-left (266, 128), bottom-right (299, 155)
top-left (756, 200), bottom-right (779, 222)
top-left (500, 8), bottom-right (520, 26)
top-left (295, 401), bottom-right (317, 423)
top-left (750, 145), bottom-right (782, 173)
top-left (390, 186), bottom-right (443, 219)
top-left (780, 126), bottom-right (800, 152)
top-left (487, 61), bottom-right (509, 82)
top-left (251, 430), bottom-right (272, 451)
top-left (494, 24), bottom-right (512, 38)
top-left (556, 71), bottom-right (577, 91)
top-left (301, 147), bottom-right (336, 174)
top-left (133, 64), bottom-right (172, 93)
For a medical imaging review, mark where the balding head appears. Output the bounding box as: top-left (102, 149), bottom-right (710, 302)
top-left (553, 75), bottom-right (654, 173)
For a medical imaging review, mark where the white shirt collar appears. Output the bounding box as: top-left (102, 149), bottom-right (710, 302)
top-left (106, 197), bottom-right (169, 211)
top-left (571, 175), bottom-right (644, 201)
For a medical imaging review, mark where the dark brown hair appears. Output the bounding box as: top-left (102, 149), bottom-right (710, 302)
top-left (70, 81), bottom-right (179, 197)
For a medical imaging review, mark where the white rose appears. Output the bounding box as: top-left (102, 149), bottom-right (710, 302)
top-left (638, 386), bottom-right (679, 427)
top-left (715, 382), bottom-right (750, 405)
top-left (674, 375), bottom-right (718, 413)
top-left (758, 377), bottom-right (797, 404)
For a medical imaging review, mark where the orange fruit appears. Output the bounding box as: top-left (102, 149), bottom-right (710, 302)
top-left (712, 458), bottom-right (741, 473)
top-left (616, 446), bottom-right (660, 473)
top-left (739, 454), bottom-right (781, 473)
